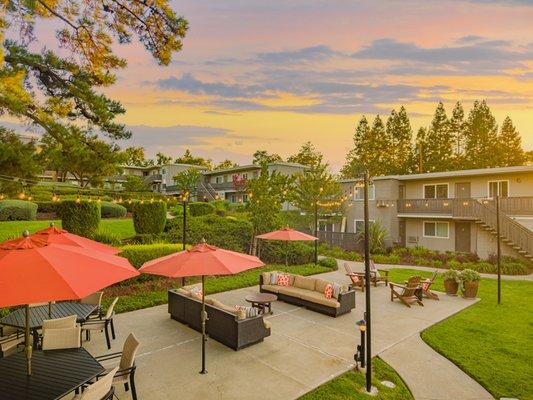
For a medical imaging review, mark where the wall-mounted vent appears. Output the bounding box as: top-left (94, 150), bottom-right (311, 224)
top-left (408, 236), bottom-right (419, 244)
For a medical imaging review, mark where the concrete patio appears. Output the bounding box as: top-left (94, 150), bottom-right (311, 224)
top-left (82, 268), bottom-right (480, 399)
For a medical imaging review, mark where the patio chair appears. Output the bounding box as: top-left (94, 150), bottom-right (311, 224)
top-left (0, 326), bottom-right (23, 358)
top-left (343, 263), bottom-right (365, 292)
top-left (95, 333), bottom-right (140, 400)
top-left (82, 291), bottom-right (104, 319)
top-left (389, 276), bottom-right (423, 308)
top-left (74, 366), bottom-right (118, 400)
top-left (82, 297), bottom-right (118, 349)
top-left (369, 260), bottom-right (389, 287)
top-left (41, 315), bottom-right (78, 348)
top-left (42, 326), bottom-right (82, 350)
top-left (408, 270), bottom-right (439, 301)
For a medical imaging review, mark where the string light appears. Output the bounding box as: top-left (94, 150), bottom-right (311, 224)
top-left (76, 195), bottom-right (81, 203)
top-left (128, 198), bottom-right (132, 204)
top-left (18, 191), bottom-right (26, 200)
top-left (27, 193), bottom-right (33, 201)
top-left (97, 196), bottom-right (101, 203)
top-left (0, 193), bottom-right (4, 200)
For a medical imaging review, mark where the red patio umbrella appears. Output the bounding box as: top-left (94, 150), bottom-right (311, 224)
top-left (0, 232), bottom-right (139, 375)
top-left (256, 227), bottom-right (318, 265)
top-left (31, 224), bottom-right (120, 255)
top-left (140, 241), bottom-right (264, 374)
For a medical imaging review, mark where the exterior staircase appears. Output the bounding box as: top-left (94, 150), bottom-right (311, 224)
top-left (197, 181), bottom-right (218, 201)
top-left (471, 200), bottom-right (532, 260)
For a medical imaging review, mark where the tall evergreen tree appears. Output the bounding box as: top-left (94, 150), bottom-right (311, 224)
top-left (386, 106), bottom-right (413, 174)
top-left (449, 102), bottom-right (466, 167)
top-left (423, 102), bottom-right (454, 172)
top-left (464, 100), bottom-right (499, 169)
top-left (496, 117), bottom-right (526, 167)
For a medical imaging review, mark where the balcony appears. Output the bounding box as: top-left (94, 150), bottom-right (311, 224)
top-left (209, 181), bottom-right (239, 191)
top-left (397, 197), bottom-right (533, 218)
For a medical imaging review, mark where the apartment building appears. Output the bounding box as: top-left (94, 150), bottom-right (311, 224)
top-left (197, 162), bottom-right (307, 203)
top-left (338, 166), bottom-right (533, 260)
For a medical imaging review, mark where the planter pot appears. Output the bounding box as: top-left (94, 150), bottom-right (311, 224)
top-left (444, 279), bottom-right (459, 296)
top-left (462, 281), bottom-right (479, 299)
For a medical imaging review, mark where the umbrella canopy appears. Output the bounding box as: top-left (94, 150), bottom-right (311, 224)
top-left (140, 241), bottom-right (264, 374)
top-left (256, 227), bottom-right (318, 241)
top-left (0, 234), bottom-right (139, 308)
top-left (140, 242), bottom-right (264, 278)
top-left (31, 225), bottom-right (120, 255)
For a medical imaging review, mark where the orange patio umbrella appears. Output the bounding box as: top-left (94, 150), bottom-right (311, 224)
top-left (32, 224), bottom-right (120, 255)
top-left (0, 232), bottom-right (139, 375)
top-left (140, 241), bottom-right (264, 374)
top-left (256, 227), bottom-right (318, 265)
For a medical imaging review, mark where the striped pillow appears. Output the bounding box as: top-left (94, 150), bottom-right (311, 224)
top-left (270, 272), bottom-right (279, 285)
top-left (332, 283), bottom-right (342, 299)
top-left (235, 305), bottom-right (258, 318)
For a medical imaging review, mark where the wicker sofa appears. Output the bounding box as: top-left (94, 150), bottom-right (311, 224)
top-left (168, 289), bottom-right (271, 350)
top-left (259, 272), bottom-right (355, 317)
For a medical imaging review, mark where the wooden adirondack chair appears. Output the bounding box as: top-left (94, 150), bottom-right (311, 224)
top-left (344, 263), bottom-right (365, 292)
top-left (390, 276), bottom-right (424, 307)
top-left (404, 270), bottom-right (439, 300)
top-left (369, 260), bottom-right (389, 287)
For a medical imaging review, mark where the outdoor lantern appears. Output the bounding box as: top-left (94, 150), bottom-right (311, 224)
top-left (355, 318), bottom-right (366, 369)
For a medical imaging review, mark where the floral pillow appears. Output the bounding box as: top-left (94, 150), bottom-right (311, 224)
top-left (324, 284), bottom-right (333, 299)
top-left (422, 279), bottom-right (431, 291)
top-left (277, 274), bottom-right (290, 286)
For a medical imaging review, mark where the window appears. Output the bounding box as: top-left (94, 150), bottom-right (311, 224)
top-left (423, 221), bottom-right (449, 238)
top-left (242, 194), bottom-right (248, 203)
top-left (353, 184), bottom-right (375, 200)
top-left (354, 219), bottom-right (375, 234)
top-left (424, 183), bottom-right (448, 199)
top-left (242, 173), bottom-right (248, 180)
top-left (488, 180), bottom-right (509, 198)
top-left (215, 176), bottom-right (222, 184)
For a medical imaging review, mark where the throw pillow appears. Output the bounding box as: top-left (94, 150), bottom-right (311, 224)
top-left (235, 305), bottom-right (258, 318)
top-left (422, 279), bottom-right (431, 291)
top-left (277, 274), bottom-right (290, 286)
top-left (270, 272), bottom-right (279, 285)
top-left (189, 286), bottom-right (203, 300)
top-left (324, 284), bottom-right (333, 299)
top-left (332, 283), bottom-right (342, 299)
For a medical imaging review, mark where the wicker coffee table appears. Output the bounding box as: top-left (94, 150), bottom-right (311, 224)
top-left (245, 293), bottom-right (277, 315)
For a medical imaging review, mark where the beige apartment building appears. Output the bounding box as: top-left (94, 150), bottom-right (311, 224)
top-left (338, 166), bottom-right (533, 260)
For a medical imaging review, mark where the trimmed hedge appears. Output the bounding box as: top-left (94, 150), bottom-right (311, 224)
top-left (100, 201), bottom-right (127, 218)
top-left (318, 257), bottom-right (338, 269)
top-left (259, 240), bottom-right (315, 265)
top-left (119, 243), bottom-right (185, 268)
top-left (36, 201), bottom-right (58, 214)
top-left (0, 200), bottom-right (38, 221)
top-left (189, 202), bottom-right (215, 216)
top-left (132, 202), bottom-right (167, 234)
top-left (166, 214), bottom-right (253, 252)
top-left (58, 200), bottom-right (100, 236)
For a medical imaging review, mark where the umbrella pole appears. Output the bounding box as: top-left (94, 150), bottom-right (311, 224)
top-left (48, 302), bottom-right (51, 318)
top-left (25, 305), bottom-right (32, 376)
top-left (200, 275), bottom-right (208, 374)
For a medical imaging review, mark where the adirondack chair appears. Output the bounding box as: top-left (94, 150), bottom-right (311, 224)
top-left (343, 263), bottom-right (365, 292)
top-left (369, 260), bottom-right (389, 287)
top-left (421, 270), bottom-right (439, 300)
top-left (390, 276), bottom-right (424, 307)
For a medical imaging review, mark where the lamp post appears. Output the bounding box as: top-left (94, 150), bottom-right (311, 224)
top-left (362, 170), bottom-right (372, 393)
top-left (355, 317), bottom-right (366, 369)
top-left (313, 187), bottom-right (323, 265)
top-left (182, 191), bottom-right (189, 286)
top-left (496, 194), bottom-right (501, 305)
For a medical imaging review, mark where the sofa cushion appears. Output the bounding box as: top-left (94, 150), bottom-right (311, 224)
top-left (300, 291), bottom-right (341, 308)
top-left (262, 272), bottom-right (271, 285)
top-left (314, 279), bottom-right (330, 293)
top-left (261, 284), bottom-right (280, 293)
top-left (263, 320), bottom-right (272, 330)
top-left (277, 286), bottom-right (311, 299)
top-left (287, 274), bottom-right (296, 286)
top-left (294, 276), bottom-right (315, 291)
top-left (212, 299), bottom-right (237, 316)
top-left (175, 288), bottom-right (190, 296)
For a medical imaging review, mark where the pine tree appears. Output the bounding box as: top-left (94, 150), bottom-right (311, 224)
top-left (449, 102), bottom-right (466, 167)
top-left (464, 100), bottom-right (499, 169)
top-left (341, 116), bottom-right (370, 178)
top-left (496, 117), bottom-right (526, 167)
top-left (386, 106), bottom-right (413, 174)
top-left (412, 127), bottom-right (427, 173)
top-left (423, 102), bottom-right (454, 172)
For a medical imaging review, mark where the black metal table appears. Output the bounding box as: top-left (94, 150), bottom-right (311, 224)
top-left (0, 347), bottom-right (104, 400)
top-left (0, 302), bottom-right (97, 348)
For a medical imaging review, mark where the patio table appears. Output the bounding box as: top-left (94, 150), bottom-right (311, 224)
top-left (0, 302), bottom-right (97, 349)
top-left (0, 347), bottom-right (104, 400)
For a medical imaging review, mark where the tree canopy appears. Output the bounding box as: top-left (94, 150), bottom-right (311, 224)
top-left (175, 149), bottom-right (213, 170)
top-left (287, 141), bottom-right (323, 167)
top-left (252, 150), bottom-right (283, 166)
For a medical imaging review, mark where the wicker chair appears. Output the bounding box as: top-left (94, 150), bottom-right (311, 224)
top-left (0, 326), bottom-right (23, 358)
top-left (82, 291), bottom-right (104, 319)
top-left (81, 297), bottom-right (118, 349)
top-left (74, 366), bottom-right (118, 400)
top-left (95, 333), bottom-right (140, 400)
top-left (42, 326), bottom-right (81, 350)
top-left (42, 315), bottom-right (77, 333)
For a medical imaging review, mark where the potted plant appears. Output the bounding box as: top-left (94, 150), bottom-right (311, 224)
top-left (442, 269), bottom-right (460, 296)
top-left (460, 269), bottom-right (481, 299)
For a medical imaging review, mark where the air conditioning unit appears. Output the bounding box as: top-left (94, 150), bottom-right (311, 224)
top-left (407, 236), bottom-right (419, 244)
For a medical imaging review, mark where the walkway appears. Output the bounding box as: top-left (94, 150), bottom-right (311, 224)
top-left (81, 266), bottom-right (485, 399)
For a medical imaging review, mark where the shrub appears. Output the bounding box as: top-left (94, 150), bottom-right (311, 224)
top-left (169, 204), bottom-right (186, 217)
top-left (373, 254), bottom-right (400, 264)
top-left (133, 202), bottom-right (167, 234)
top-left (408, 246), bottom-right (432, 258)
top-left (260, 240), bottom-right (315, 265)
top-left (90, 231), bottom-right (122, 247)
top-left (459, 269), bottom-right (481, 282)
top-left (442, 269), bottom-right (460, 284)
top-left (166, 214), bottom-right (253, 252)
top-left (100, 201), bottom-right (127, 218)
top-left (189, 202), bottom-right (215, 216)
top-left (119, 243), bottom-right (185, 268)
top-left (129, 233), bottom-right (168, 245)
top-left (356, 220), bottom-right (388, 254)
top-left (501, 261), bottom-right (530, 275)
top-left (58, 200), bottom-right (100, 236)
top-left (447, 259), bottom-right (462, 270)
top-left (36, 201), bottom-right (58, 214)
top-left (0, 200), bottom-right (38, 221)
top-left (318, 257), bottom-right (337, 269)
top-left (123, 200), bottom-right (139, 213)
top-left (318, 245), bottom-right (362, 262)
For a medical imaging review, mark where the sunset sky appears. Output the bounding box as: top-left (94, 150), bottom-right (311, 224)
top-left (5, 0), bottom-right (533, 171)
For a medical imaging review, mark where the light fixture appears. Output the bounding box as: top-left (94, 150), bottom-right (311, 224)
top-left (19, 191), bottom-right (26, 200)
top-left (76, 195), bottom-right (81, 203)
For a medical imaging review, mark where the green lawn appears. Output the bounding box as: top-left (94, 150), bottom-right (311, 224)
top-left (300, 358), bottom-right (413, 400)
top-left (0, 219), bottom-right (135, 241)
top-left (388, 269), bottom-right (533, 400)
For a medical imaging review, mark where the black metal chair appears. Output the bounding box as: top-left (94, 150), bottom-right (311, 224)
top-left (81, 297), bottom-right (118, 349)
